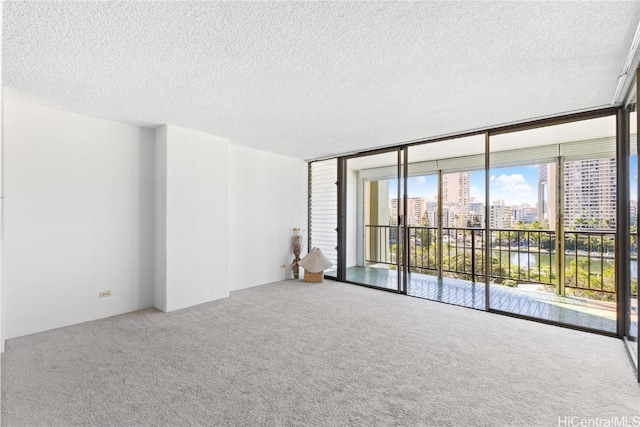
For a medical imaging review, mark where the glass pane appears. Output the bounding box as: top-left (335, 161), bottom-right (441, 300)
top-left (309, 159), bottom-right (338, 278)
top-left (489, 116), bottom-right (618, 333)
top-left (406, 135), bottom-right (486, 309)
top-left (345, 151), bottom-right (400, 290)
top-left (630, 94), bottom-right (638, 356)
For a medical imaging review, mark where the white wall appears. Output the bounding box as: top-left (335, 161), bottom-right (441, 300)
top-left (228, 145), bottom-right (307, 291)
top-left (2, 100), bottom-right (309, 340)
top-left (154, 126), bottom-right (168, 311)
top-left (2, 100), bottom-right (155, 339)
top-left (158, 125), bottom-right (230, 311)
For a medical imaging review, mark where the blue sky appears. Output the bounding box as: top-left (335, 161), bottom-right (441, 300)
top-left (389, 157), bottom-right (639, 205)
top-left (390, 166), bottom-right (539, 205)
top-left (633, 155), bottom-right (638, 200)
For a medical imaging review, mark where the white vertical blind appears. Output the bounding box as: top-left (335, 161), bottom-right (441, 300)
top-left (560, 137), bottom-right (616, 160)
top-left (309, 159), bottom-right (338, 271)
top-left (490, 145), bottom-right (558, 167)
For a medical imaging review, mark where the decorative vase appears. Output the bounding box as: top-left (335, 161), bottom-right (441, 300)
top-left (292, 228), bottom-right (302, 279)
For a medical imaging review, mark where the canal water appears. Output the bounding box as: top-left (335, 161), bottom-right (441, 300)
top-left (493, 250), bottom-right (637, 278)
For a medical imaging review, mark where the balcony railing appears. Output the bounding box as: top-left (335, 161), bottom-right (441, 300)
top-left (565, 230), bottom-right (618, 297)
top-left (490, 228), bottom-right (555, 287)
top-left (365, 225), bottom-right (621, 299)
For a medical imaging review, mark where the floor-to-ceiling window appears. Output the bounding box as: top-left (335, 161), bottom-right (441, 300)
top-left (343, 149), bottom-right (405, 291)
top-left (308, 103), bottom-right (639, 378)
top-left (625, 78), bottom-right (638, 373)
top-left (488, 116), bottom-right (618, 333)
top-left (405, 136), bottom-right (486, 309)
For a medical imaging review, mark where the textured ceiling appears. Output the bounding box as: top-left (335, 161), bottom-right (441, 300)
top-left (4, 1), bottom-right (640, 160)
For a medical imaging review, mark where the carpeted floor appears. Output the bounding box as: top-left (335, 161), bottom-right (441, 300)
top-left (2, 280), bottom-right (639, 426)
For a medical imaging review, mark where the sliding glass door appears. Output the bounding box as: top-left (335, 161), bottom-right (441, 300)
top-left (343, 149), bottom-right (405, 292)
top-left (312, 108), bottom-right (640, 378)
top-left (323, 113), bottom-right (623, 334)
top-left (488, 116), bottom-right (619, 333)
top-left (405, 136), bottom-right (486, 309)
top-left (625, 80), bottom-right (638, 372)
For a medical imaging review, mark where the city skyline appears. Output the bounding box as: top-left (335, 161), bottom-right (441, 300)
top-left (389, 156), bottom-right (639, 205)
top-left (389, 165), bottom-right (540, 206)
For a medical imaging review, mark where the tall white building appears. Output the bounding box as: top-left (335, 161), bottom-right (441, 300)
top-left (537, 163), bottom-right (556, 228)
top-left (389, 198), bottom-right (398, 226)
top-left (538, 159), bottom-right (617, 230)
top-left (489, 200), bottom-right (513, 229)
top-left (389, 197), bottom-right (426, 226)
top-left (442, 172), bottom-right (470, 227)
top-left (564, 158), bottom-right (617, 229)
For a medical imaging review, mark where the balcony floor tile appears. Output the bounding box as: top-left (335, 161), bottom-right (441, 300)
top-left (345, 265), bottom-right (620, 333)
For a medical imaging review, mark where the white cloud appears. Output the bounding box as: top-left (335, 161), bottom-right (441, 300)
top-left (492, 174), bottom-right (532, 193)
top-left (490, 173), bottom-right (536, 205)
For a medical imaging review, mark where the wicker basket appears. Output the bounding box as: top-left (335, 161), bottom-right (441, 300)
top-left (304, 270), bottom-right (324, 283)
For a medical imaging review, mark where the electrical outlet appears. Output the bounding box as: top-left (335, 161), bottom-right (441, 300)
top-left (280, 264), bottom-right (286, 269)
top-left (99, 290), bottom-right (112, 298)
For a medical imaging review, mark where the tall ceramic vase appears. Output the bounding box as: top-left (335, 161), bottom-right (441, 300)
top-left (292, 228), bottom-right (302, 279)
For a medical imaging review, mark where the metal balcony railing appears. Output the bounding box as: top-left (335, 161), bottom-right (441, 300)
top-left (564, 230), bottom-right (616, 295)
top-left (365, 225), bottom-right (621, 298)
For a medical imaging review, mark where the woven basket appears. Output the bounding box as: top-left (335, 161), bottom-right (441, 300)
top-left (304, 270), bottom-right (324, 283)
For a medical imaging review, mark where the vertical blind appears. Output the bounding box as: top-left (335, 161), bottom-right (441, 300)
top-left (309, 159), bottom-right (338, 270)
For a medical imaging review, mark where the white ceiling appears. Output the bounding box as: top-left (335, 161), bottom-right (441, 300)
top-left (4, 1), bottom-right (640, 160)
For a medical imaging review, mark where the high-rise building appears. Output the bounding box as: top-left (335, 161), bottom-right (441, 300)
top-left (389, 198), bottom-right (398, 226)
top-left (489, 200), bottom-right (514, 229)
top-left (442, 172), bottom-right (470, 227)
top-left (469, 202), bottom-right (485, 227)
top-left (407, 197), bottom-right (426, 226)
top-left (389, 197), bottom-right (426, 226)
top-left (537, 163), bottom-right (556, 228)
top-left (469, 202), bottom-right (484, 213)
top-left (537, 164), bottom-right (548, 221)
top-left (424, 200), bottom-right (438, 227)
top-left (512, 203), bottom-right (537, 224)
top-left (564, 158), bottom-right (617, 229)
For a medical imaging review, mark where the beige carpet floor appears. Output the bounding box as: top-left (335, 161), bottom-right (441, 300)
top-left (2, 279), bottom-right (639, 426)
